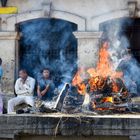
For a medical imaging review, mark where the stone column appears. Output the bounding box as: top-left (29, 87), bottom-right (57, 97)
top-left (73, 31), bottom-right (102, 68)
top-left (0, 31), bottom-right (18, 94)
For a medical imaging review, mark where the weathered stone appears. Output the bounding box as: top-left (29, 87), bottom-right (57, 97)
top-left (0, 114), bottom-right (140, 138)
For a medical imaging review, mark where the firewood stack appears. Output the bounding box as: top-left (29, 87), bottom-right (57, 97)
top-left (87, 77), bottom-right (131, 112)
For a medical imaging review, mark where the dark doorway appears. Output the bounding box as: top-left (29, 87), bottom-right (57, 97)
top-left (124, 18), bottom-right (140, 63)
top-left (17, 18), bottom-right (77, 86)
top-left (99, 18), bottom-right (140, 94)
top-left (99, 18), bottom-right (140, 63)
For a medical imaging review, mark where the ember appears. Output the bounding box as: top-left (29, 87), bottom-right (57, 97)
top-left (72, 41), bottom-right (130, 112)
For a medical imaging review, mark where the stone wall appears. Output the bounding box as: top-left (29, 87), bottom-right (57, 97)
top-left (0, 114), bottom-right (139, 140)
top-left (16, 135), bottom-right (130, 140)
top-left (0, 32), bottom-right (17, 93)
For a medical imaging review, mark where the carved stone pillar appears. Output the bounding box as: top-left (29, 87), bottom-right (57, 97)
top-left (73, 31), bottom-right (102, 68)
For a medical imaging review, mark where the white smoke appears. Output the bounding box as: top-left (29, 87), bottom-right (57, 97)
top-left (19, 19), bottom-right (78, 86)
top-left (101, 18), bottom-right (140, 94)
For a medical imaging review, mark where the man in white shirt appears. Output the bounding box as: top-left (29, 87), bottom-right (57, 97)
top-left (7, 69), bottom-right (35, 114)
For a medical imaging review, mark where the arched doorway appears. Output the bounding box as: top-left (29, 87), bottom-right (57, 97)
top-left (99, 17), bottom-right (140, 63)
top-left (16, 18), bottom-right (77, 86)
top-left (99, 18), bottom-right (140, 95)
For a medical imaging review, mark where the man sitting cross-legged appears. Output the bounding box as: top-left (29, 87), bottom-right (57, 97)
top-left (7, 69), bottom-right (35, 114)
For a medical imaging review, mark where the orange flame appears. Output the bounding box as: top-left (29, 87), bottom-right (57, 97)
top-left (87, 42), bottom-right (123, 78)
top-left (72, 41), bottom-right (123, 95)
top-left (92, 97), bottom-right (114, 111)
top-left (72, 68), bottom-right (85, 86)
top-left (102, 97), bottom-right (113, 103)
top-left (77, 83), bottom-right (87, 95)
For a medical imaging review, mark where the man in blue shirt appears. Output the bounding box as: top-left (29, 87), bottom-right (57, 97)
top-left (37, 68), bottom-right (55, 101)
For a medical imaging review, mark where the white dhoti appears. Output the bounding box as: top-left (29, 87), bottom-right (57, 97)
top-left (7, 95), bottom-right (34, 114)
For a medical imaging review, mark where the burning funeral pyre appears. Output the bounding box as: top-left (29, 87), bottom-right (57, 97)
top-left (71, 41), bottom-right (132, 113)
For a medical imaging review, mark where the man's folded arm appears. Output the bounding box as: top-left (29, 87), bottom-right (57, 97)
top-left (15, 78), bottom-right (35, 95)
top-left (26, 78), bottom-right (35, 94)
top-left (15, 80), bottom-right (28, 95)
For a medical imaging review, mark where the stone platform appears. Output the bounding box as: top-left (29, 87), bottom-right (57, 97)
top-left (0, 113), bottom-right (140, 139)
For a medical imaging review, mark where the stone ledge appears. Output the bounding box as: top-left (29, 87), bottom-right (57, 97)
top-left (73, 31), bottom-right (102, 39)
top-left (0, 31), bottom-right (18, 40)
top-left (0, 113), bottom-right (140, 138)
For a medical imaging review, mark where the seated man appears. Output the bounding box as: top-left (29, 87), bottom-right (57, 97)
top-left (37, 68), bottom-right (55, 102)
top-left (7, 69), bottom-right (35, 114)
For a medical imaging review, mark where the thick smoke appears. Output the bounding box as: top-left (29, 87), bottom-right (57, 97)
top-left (19, 18), bottom-right (77, 87)
top-left (100, 18), bottom-right (140, 95)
